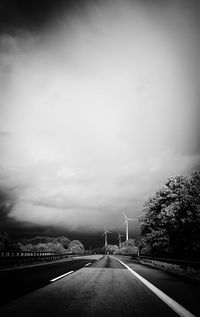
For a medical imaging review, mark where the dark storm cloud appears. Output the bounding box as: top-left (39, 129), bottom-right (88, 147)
top-left (1, 0), bottom-right (198, 34)
top-left (0, 0), bottom-right (87, 33)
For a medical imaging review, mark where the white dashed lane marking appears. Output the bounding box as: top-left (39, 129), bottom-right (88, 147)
top-left (50, 270), bottom-right (74, 282)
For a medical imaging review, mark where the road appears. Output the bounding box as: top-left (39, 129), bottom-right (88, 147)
top-left (0, 255), bottom-right (199, 317)
top-left (0, 256), bottom-right (97, 306)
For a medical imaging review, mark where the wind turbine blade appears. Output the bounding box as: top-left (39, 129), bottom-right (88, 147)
top-left (127, 218), bottom-right (137, 221)
top-left (123, 211), bottom-right (127, 219)
top-left (122, 220), bottom-right (127, 227)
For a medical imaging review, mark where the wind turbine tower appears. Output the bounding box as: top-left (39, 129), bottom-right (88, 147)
top-left (122, 211), bottom-right (137, 241)
top-left (117, 232), bottom-right (124, 248)
top-left (102, 227), bottom-right (111, 247)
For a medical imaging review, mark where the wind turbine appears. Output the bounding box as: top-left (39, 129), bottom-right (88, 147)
top-left (122, 211), bottom-right (137, 241)
top-left (117, 232), bottom-right (124, 248)
top-left (102, 227), bottom-right (111, 247)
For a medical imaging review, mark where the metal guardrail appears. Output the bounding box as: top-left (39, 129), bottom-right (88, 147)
top-left (134, 255), bottom-right (200, 267)
top-left (0, 251), bottom-right (54, 257)
top-left (0, 252), bottom-right (73, 268)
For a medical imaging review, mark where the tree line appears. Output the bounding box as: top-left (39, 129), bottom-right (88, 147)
top-left (0, 234), bottom-right (85, 254)
top-left (92, 239), bottom-right (139, 255)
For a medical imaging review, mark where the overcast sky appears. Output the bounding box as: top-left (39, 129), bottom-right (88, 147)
top-left (0, 0), bottom-right (199, 242)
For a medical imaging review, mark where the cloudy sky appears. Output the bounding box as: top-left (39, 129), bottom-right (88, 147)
top-left (0, 0), bottom-right (199, 246)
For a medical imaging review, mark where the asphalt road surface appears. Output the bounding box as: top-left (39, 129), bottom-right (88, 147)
top-left (0, 256), bottom-right (98, 306)
top-left (0, 255), bottom-right (199, 317)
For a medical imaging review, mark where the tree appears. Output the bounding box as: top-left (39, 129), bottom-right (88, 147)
top-left (125, 239), bottom-right (135, 247)
top-left (70, 245), bottom-right (82, 254)
top-left (55, 236), bottom-right (71, 249)
top-left (0, 232), bottom-right (11, 251)
top-left (68, 240), bottom-right (85, 254)
top-left (107, 245), bottom-right (119, 254)
top-left (125, 239), bottom-right (139, 255)
top-left (0, 189), bottom-right (15, 251)
top-left (139, 171), bottom-right (200, 259)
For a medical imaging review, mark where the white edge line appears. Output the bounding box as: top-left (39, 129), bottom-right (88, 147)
top-left (115, 258), bottom-right (196, 317)
top-left (50, 270), bottom-right (74, 282)
top-left (85, 262), bottom-right (91, 267)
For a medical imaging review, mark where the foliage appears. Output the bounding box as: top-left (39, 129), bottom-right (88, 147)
top-left (68, 240), bottom-right (85, 254)
top-left (107, 245), bottom-right (119, 254)
top-left (19, 236), bottom-right (71, 248)
top-left (18, 236), bottom-right (71, 254)
top-left (96, 240), bottom-right (139, 255)
top-left (116, 249), bottom-right (124, 255)
top-left (124, 239), bottom-right (135, 247)
top-left (55, 236), bottom-right (71, 249)
top-left (92, 246), bottom-right (106, 254)
top-left (18, 241), bottom-right (67, 254)
top-left (120, 239), bottom-right (138, 255)
top-left (139, 171), bottom-right (200, 259)
top-left (0, 232), bottom-right (18, 251)
top-left (0, 234), bottom-right (85, 255)
top-left (0, 232), bottom-right (9, 250)
top-left (0, 190), bottom-right (15, 251)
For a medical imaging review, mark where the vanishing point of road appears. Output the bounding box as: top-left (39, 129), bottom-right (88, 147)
top-left (0, 255), bottom-right (199, 317)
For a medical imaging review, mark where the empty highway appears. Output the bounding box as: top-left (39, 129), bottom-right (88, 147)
top-left (0, 255), bottom-right (199, 316)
